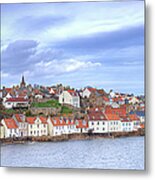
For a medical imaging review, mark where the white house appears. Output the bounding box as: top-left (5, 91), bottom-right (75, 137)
top-left (129, 114), bottom-right (141, 131)
top-left (105, 113), bottom-right (122, 132)
top-left (59, 90), bottom-right (80, 108)
top-left (3, 97), bottom-right (29, 109)
top-left (121, 119), bottom-right (133, 132)
top-left (13, 114), bottom-right (28, 137)
top-left (1, 118), bottom-right (19, 138)
top-left (47, 116), bottom-right (77, 136)
top-left (82, 87), bottom-right (96, 98)
top-left (87, 111), bottom-right (109, 133)
top-left (75, 119), bottom-right (89, 133)
top-left (26, 116), bottom-right (48, 137)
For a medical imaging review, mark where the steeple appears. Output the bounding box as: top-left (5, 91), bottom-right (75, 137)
top-left (20, 75), bottom-right (26, 88)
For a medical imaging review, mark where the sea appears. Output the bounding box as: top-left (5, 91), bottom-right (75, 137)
top-left (1, 136), bottom-right (144, 170)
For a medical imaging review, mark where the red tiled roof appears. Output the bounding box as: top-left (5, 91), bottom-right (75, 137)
top-left (14, 114), bottom-right (24, 122)
top-left (87, 87), bottom-right (96, 92)
top-left (26, 117), bottom-right (36, 124)
top-left (4, 118), bottom-right (18, 129)
top-left (76, 120), bottom-right (88, 128)
top-left (5, 97), bottom-right (29, 102)
top-left (67, 90), bottom-right (78, 96)
top-left (129, 114), bottom-right (140, 121)
top-left (50, 117), bottom-right (75, 126)
top-left (105, 106), bottom-right (126, 116)
top-left (87, 111), bottom-right (107, 121)
top-left (5, 88), bottom-right (12, 93)
top-left (26, 116), bottom-right (47, 124)
top-left (105, 113), bottom-right (120, 121)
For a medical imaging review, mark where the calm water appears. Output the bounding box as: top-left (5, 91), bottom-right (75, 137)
top-left (1, 136), bottom-right (144, 170)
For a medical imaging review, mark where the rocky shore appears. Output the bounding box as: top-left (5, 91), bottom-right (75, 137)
top-left (0, 129), bottom-right (145, 145)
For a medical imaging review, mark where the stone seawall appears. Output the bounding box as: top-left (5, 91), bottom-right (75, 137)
top-left (1, 129), bottom-right (145, 145)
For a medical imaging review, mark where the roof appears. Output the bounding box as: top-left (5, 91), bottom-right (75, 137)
top-left (67, 90), bottom-right (78, 96)
top-left (87, 111), bottom-right (107, 121)
top-left (87, 87), bottom-right (96, 92)
top-left (50, 117), bottom-right (75, 126)
top-left (129, 114), bottom-right (140, 121)
top-left (5, 88), bottom-right (12, 93)
top-left (105, 113), bottom-right (120, 121)
top-left (3, 118), bottom-right (18, 129)
top-left (76, 120), bottom-right (88, 128)
top-left (26, 116), bottom-right (47, 124)
top-left (14, 114), bottom-right (24, 122)
top-left (5, 97), bottom-right (29, 102)
top-left (26, 117), bottom-right (36, 124)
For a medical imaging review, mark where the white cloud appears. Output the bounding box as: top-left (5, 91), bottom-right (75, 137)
top-left (35, 58), bottom-right (101, 76)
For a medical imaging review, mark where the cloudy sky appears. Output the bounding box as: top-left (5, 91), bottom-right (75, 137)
top-left (1, 1), bottom-right (144, 95)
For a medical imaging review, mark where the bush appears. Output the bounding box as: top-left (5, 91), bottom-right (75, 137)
top-left (61, 106), bottom-right (73, 114)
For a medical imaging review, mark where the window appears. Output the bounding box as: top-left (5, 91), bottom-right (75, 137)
top-left (97, 122), bottom-right (99, 125)
top-left (103, 122), bottom-right (105, 125)
top-left (31, 125), bottom-right (33, 128)
top-left (103, 128), bottom-right (105, 131)
top-left (37, 124), bottom-right (39, 128)
top-left (92, 122), bottom-right (94, 125)
top-left (31, 131), bottom-right (32, 135)
top-left (44, 124), bottom-right (46, 128)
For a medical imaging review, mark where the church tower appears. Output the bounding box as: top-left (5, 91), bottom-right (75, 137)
top-left (20, 75), bottom-right (26, 88)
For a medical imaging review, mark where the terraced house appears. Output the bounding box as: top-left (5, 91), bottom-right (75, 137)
top-left (87, 110), bottom-right (109, 133)
top-left (1, 118), bottom-right (19, 138)
top-left (105, 113), bottom-right (122, 132)
top-left (13, 114), bottom-right (28, 137)
top-left (26, 116), bottom-right (48, 137)
top-left (47, 116), bottom-right (77, 136)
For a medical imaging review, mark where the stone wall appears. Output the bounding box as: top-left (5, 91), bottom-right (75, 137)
top-left (30, 107), bottom-right (61, 116)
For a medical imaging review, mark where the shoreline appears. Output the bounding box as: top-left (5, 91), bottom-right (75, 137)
top-left (1, 129), bottom-right (145, 145)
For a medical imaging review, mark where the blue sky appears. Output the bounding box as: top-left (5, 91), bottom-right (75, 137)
top-left (1, 1), bottom-right (144, 95)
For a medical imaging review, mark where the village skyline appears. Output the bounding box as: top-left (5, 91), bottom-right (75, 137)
top-left (1, 75), bottom-right (145, 96)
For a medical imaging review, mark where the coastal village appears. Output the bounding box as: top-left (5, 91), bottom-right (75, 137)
top-left (0, 76), bottom-right (145, 142)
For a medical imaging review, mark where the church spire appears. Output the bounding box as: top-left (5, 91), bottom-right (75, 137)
top-left (20, 75), bottom-right (26, 88)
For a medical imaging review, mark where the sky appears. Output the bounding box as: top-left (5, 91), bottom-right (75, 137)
top-left (1, 1), bottom-right (145, 95)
